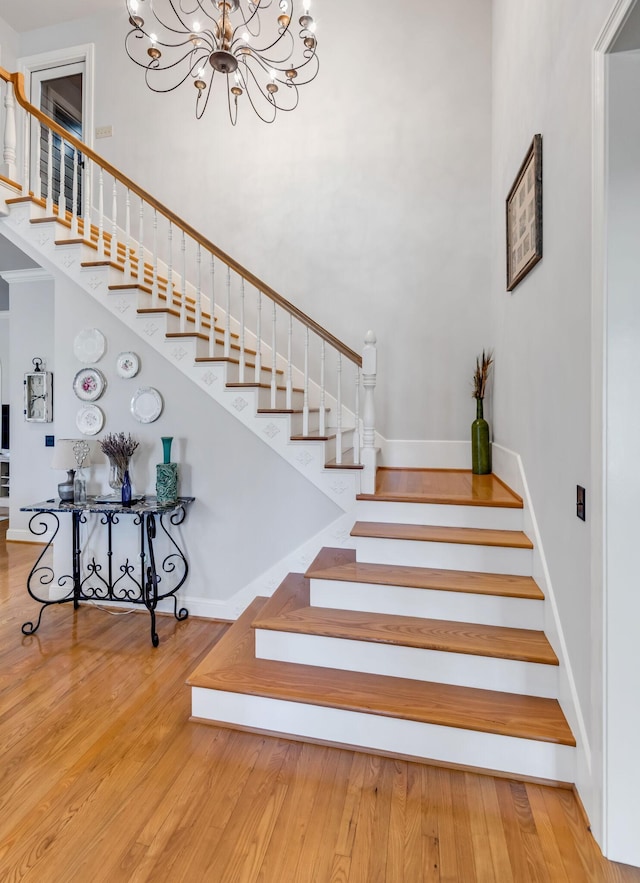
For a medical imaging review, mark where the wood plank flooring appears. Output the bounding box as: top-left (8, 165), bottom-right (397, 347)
top-left (1, 528), bottom-right (638, 881)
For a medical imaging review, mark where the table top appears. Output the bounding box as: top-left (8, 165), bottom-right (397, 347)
top-left (21, 496), bottom-right (195, 515)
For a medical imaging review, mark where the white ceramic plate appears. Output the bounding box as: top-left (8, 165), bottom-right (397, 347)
top-left (131, 387), bottom-right (163, 424)
top-left (76, 404), bottom-right (105, 436)
top-left (73, 328), bottom-right (106, 364)
top-left (73, 367), bottom-right (107, 402)
top-left (116, 351), bottom-right (140, 379)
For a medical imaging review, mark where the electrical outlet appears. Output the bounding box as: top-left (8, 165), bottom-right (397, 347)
top-left (45, 435), bottom-right (55, 447)
top-left (95, 125), bottom-right (113, 139)
top-left (577, 485), bottom-right (586, 521)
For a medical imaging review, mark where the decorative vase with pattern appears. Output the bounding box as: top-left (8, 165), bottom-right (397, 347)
top-left (156, 436), bottom-right (178, 505)
top-left (471, 397), bottom-right (491, 475)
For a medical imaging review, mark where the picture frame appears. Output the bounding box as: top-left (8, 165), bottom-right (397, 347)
top-left (506, 134), bottom-right (543, 291)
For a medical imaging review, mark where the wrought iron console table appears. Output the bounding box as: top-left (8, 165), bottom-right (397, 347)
top-left (20, 496), bottom-right (195, 647)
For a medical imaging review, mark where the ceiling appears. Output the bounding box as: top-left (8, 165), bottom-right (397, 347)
top-left (1, 0), bottom-right (120, 34)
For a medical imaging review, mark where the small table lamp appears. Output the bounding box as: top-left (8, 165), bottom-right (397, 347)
top-left (51, 439), bottom-right (92, 502)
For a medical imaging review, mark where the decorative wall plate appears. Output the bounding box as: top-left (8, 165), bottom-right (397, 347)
top-left (131, 387), bottom-right (163, 424)
top-left (73, 367), bottom-right (107, 402)
top-left (116, 351), bottom-right (140, 379)
top-left (76, 404), bottom-right (104, 436)
top-left (73, 328), bottom-right (106, 364)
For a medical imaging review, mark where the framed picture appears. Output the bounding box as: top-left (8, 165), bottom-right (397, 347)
top-left (506, 134), bottom-right (542, 291)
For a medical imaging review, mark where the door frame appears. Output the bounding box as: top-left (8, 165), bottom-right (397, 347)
top-left (18, 44), bottom-right (95, 195)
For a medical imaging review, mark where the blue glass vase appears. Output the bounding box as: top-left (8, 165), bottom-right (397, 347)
top-left (121, 469), bottom-right (132, 507)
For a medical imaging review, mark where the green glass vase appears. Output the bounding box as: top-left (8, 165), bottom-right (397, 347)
top-left (471, 398), bottom-right (491, 475)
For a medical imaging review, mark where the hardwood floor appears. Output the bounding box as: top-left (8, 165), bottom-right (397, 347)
top-left (1, 530), bottom-right (638, 881)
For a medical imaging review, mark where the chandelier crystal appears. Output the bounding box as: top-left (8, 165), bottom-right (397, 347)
top-left (124, 0), bottom-right (319, 124)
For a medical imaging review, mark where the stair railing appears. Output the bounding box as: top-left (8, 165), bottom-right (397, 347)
top-left (0, 68), bottom-right (377, 480)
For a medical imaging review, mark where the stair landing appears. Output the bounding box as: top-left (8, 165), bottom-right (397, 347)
top-left (357, 467), bottom-right (523, 507)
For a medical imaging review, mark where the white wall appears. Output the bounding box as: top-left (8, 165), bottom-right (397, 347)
top-left (5, 271), bottom-right (55, 523)
top-left (0, 312), bottom-right (8, 402)
top-left (604, 46), bottom-right (640, 868)
top-left (490, 0), bottom-right (620, 855)
top-left (5, 265), bottom-right (341, 615)
top-left (12, 0), bottom-right (494, 443)
top-left (0, 13), bottom-right (17, 70)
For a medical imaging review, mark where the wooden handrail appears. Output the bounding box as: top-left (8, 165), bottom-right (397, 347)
top-left (0, 67), bottom-right (361, 366)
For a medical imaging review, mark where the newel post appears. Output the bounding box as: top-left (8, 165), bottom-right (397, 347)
top-left (360, 330), bottom-right (378, 494)
top-left (3, 82), bottom-right (17, 183)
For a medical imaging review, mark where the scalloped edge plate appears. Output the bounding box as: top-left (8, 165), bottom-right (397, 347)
top-left (116, 351), bottom-right (140, 379)
top-left (76, 404), bottom-right (105, 436)
top-left (73, 328), bottom-right (106, 364)
top-left (130, 387), bottom-right (163, 424)
top-left (73, 367), bottom-right (107, 402)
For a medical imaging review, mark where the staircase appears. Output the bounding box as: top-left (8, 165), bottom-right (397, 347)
top-left (0, 70), bottom-right (576, 783)
top-left (188, 469), bottom-right (575, 782)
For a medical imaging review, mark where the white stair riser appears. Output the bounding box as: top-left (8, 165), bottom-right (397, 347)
top-left (254, 386), bottom-right (305, 410)
top-left (309, 579), bottom-right (544, 630)
top-left (355, 500), bottom-right (523, 531)
top-left (288, 409), bottom-right (329, 435)
top-left (354, 536), bottom-right (533, 576)
top-left (254, 630), bottom-right (558, 698)
top-left (191, 687), bottom-right (575, 782)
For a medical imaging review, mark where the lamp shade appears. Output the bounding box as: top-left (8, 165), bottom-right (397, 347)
top-left (51, 439), bottom-right (93, 470)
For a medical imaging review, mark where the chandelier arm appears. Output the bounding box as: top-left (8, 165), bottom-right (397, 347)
top-left (144, 57), bottom-right (207, 92)
top-left (233, 22), bottom-right (295, 57)
top-left (178, 0), bottom-right (219, 24)
top-left (196, 74), bottom-right (216, 118)
top-left (240, 58), bottom-right (297, 117)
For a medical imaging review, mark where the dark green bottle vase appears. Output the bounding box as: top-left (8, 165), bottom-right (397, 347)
top-left (471, 398), bottom-right (491, 475)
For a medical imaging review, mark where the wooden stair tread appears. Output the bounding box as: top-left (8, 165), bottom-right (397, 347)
top-left (195, 355), bottom-right (284, 375)
top-left (351, 522), bottom-right (534, 550)
top-left (226, 382), bottom-right (304, 393)
top-left (357, 468), bottom-right (523, 509)
top-left (254, 575), bottom-right (557, 665)
top-left (305, 547), bottom-right (544, 600)
top-left (324, 449), bottom-right (363, 469)
top-left (188, 597), bottom-right (574, 746)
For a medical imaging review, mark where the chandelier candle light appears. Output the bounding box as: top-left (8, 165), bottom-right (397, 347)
top-left (124, 0), bottom-right (319, 124)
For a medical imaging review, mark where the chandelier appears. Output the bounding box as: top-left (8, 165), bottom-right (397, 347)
top-left (124, 0), bottom-right (319, 124)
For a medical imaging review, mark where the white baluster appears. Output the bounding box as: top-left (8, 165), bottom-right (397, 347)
top-left (57, 136), bottom-right (66, 219)
top-left (180, 230), bottom-right (187, 332)
top-left (361, 330), bottom-right (378, 494)
top-left (97, 168), bottom-right (105, 258)
top-left (209, 254), bottom-right (216, 357)
top-left (83, 157), bottom-right (92, 240)
top-left (137, 201), bottom-right (144, 284)
top-left (224, 266), bottom-right (231, 358)
top-left (286, 314), bottom-right (293, 410)
top-left (353, 365), bottom-right (361, 464)
top-left (124, 189), bottom-right (132, 280)
top-left (336, 352), bottom-right (343, 465)
top-left (22, 103), bottom-right (29, 196)
top-left (166, 222), bottom-right (173, 305)
top-left (239, 277), bottom-right (246, 383)
top-left (3, 83), bottom-right (17, 183)
top-left (270, 301), bottom-right (277, 408)
top-left (303, 325), bottom-right (309, 436)
top-left (111, 179), bottom-right (118, 263)
top-left (196, 244), bottom-right (202, 334)
top-left (152, 209), bottom-right (159, 307)
top-left (46, 128), bottom-right (53, 214)
top-left (319, 340), bottom-right (326, 436)
top-left (254, 289), bottom-right (262, 383)
top-left (71, 149), bottom-right (79, 236)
